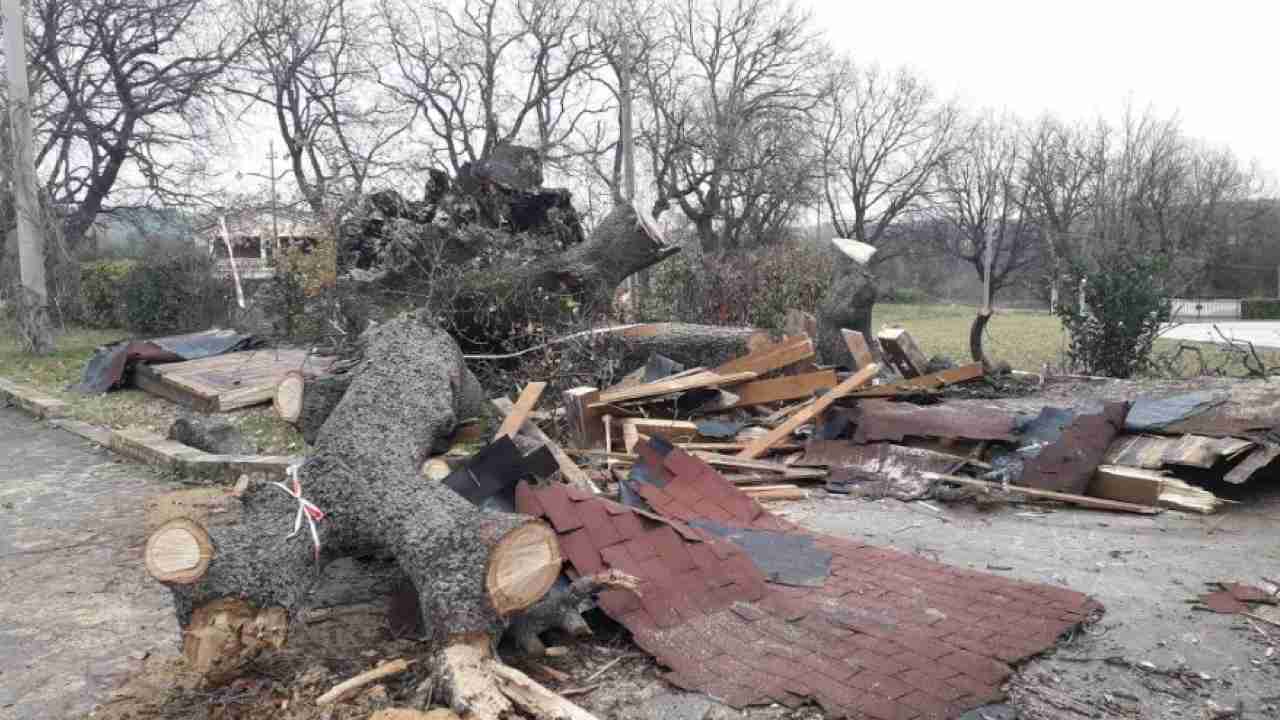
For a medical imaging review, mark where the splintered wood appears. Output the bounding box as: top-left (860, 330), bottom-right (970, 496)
top-left (738, 364), bottom-right (880, 459)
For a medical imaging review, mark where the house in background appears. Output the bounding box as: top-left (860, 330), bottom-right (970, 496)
top-left (198, 209), bottom-right (329, 279)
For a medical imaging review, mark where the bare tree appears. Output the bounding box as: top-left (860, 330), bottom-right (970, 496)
top-left (640, 0), bottom-right (825, 251)
top-left (380, 0), bottom-right (601, 173)
top-left (934, 113), bottom-right (1041, 300)
top-left (231, 0), bottom-right (409, 218)
top-left (818, 60), bottom-right (957, 261)
top-left (24, 0), bottom-right (241, 245)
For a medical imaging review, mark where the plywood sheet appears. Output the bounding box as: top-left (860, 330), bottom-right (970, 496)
top-left (141, 349), bottom-right (335, 412)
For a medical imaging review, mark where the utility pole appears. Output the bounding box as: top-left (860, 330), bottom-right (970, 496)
top-left (620, 33), bottom-right (635, 204)
top-left (269, 139), bottom-right (280, 260)
top-left (3, 0), bottom-right (53, 352)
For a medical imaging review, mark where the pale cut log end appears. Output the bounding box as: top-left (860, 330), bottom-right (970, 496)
top-left (485, 520), bottom-right (562, 617)
top-left (422, 457), bottom-right (453, 481)
top-left (145, 518), bottom-right (213, 584)
top-left (274, 370), bottom-right (305, 423)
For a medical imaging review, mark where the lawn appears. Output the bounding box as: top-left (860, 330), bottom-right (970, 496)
top-left (0, 322), bottom-right (303, 455)
top-left (876, 302), bottom-right (1280, 376)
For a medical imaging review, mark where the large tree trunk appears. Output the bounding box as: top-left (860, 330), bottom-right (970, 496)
top-left (816, 260), bottom-right (878, 367)
top-left (147, 313), bottom-right (563, 708)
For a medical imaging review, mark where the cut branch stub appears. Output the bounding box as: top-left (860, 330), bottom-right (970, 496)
top-left (484, 518), bottom-right (562, 617)
top-left (273, 370), bottom-right (305, 423)
top-left (145, 518), bottom-right (213, 584)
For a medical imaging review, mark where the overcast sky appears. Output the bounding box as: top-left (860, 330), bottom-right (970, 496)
top-left (805, 0), bottom-right (1279, 182)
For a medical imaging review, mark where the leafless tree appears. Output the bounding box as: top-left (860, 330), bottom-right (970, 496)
top-left (640, 0), bottom-right (825, 251)
top-left (380, 0), bottom-right (602, 173)
top-left (24, 0), bottom-right (242, 245)
top-left (818, 60), bottom-right (958, 261)
top-left (934, 113), bottom-right (1041, 300)
top-left (230, 0), bottom-right (409, 218)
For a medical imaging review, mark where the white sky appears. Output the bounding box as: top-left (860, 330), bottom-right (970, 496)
top-left (804, 0), bottom-right (1280, 182)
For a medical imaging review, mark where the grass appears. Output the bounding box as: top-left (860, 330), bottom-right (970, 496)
top-left (0, 321), bottom-right (303, 455)
top-left (876, 302), bottom-right (1280, 376)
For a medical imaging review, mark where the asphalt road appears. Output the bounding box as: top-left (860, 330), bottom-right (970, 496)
top-left (0, 407), bottom-right (174, 720)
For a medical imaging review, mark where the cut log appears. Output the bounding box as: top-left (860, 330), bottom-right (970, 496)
top-left (283, 372), bottom-right (354, 445)
top-left (495, 382), bottom-right (547, 439)
top-left (841, 330), bottom-right (875, 370)
top-left (151, 313), bottom-right (561, 689)
top-left (145, 518), bottom-right (213, 584)
top-left (423, 457), bottom-right (455, 481)
top-left (877, 327), bottom-right (929, 378)
top-left (273, 370), bottom-right (305, 423)
top-left (611, 323), bottom-right (769, 369)
top-left (737, 364), bottom-right (880, 459)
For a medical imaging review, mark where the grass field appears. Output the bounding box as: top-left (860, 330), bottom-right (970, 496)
top-left (3, 304), bottom-right (1277, 453)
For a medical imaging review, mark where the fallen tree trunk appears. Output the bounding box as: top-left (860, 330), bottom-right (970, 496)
top-left (815, 259), bottom-right (878, 367)
top-left (148, 313), bottom-right (563, 706)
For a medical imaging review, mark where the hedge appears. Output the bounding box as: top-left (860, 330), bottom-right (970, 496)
top-left (1242, 298), bottom-right (1280, 320)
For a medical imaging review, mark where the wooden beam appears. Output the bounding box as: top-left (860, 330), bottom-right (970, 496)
top-left (713, 336), bottom-right (813, 376)
top-left (841, 329), bottom-right (875, 370)
top-left (923, 472), bottom-right (1160, 514)
top-left (851, 363), bottom-right (983, 398)
top-left (492, 397), bottom-right (598, 492)
top-left (621, 418), bottom-right (700, 445)
top-left (1088, 465), bottom-right (1165, 506)
top-left (737, 364), bottom-right (880, 459)
top-left (877, 327), bottom-right (929, 378)
top-left (689, 451), bottom-right (827, 480)
top-left (495, 382), bottom-right (548, 439)
top-left (726, 370), bottom-right (837, 409)
top-left (562, 387), bottom-right (604, 448)
top-left (591, 371), bottom-right (757, 406)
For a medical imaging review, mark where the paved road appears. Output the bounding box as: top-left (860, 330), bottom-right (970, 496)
top-left (0, 407), bottom-right (174, 720)
top-left (1161, 321), bottom-right (1280, 349)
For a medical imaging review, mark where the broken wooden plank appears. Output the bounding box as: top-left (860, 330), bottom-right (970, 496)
top-left (1088, 465), bottom-right (1166, 506)
top-left (492, 396), bottom-right (598, 492)
top-left (738, 364), bottom-right (880, 459)
top-left (677, 442), bottom-right (802, 453)
top-left (877, 327), bottom-right (929, 378)
top-left (495, 382), bottom-right (548, 439)
top-left (688, 451), bottom-right (828, 480)
top-left (713, 336), bottom-right (813, 376)
top-left (1224, 444), bottom-right (1280, 484)
top-left (1161, 434), bottom-right (1254, 469)
top-left (851, 363), bottom-right (984, 398)
top-left (924, 472), bottom-right (1160, 514)
top-left (1159, 478), bottom-right (1224, 514)
top-left (841, 329), bottom-right (875, 370)
top-left (725, 370), bottom-right (837, 409)
top-left (852, 399), bottom-right (1019, 444)
top-left (621, 418), bottom-right (700, 445)
top-left (744, 485), bottom-right (807, 501)
top-left (591, 371), bottom-right (757, 406)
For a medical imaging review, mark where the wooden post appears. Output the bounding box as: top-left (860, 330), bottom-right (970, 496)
top-left (3, 0), bottom-right (53, 352)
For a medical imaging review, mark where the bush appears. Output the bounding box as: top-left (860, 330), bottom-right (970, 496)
top-left (1056, 250), bottom-right (1172, 378)
top-left (79, 259), bottom-right (136, 328)
top-left (640, 240), bottom-right (838, 331)
top-left (120, 245), bottom-right (230, 334)
top-left (1242, 298), bottom-right (1280, 320)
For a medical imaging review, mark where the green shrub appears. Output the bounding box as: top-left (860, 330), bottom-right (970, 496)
top-left (1242, 298), bottom-right (1280, 320)
top-left (79, 260), bottom-right (136, 328)
top-left (120, 245), bottom-right (230, 334)
top-left (1056, 250), bottom-right (1172, 378)
top-left (879, 287), bottom-right (929, 305)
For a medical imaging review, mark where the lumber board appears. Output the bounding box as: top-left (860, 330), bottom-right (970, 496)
top-left (924, 472), bottom-right (1160, 514)
top-left (851, 363), bottom-right (984, 398)
top-left (1088, 465), bottom-right (1165, 506)
top-left (689, 451), bottom-right (827, 480)
top-left (841, 329), bottom-right (875, 370)
top-left (562, 387), bottom-right (604, 449)
top-left (726, 370), bottom-right (837, 408)
top-left (877, 327), bottom-right (928, 378)
top-left (591, 371), bottom-right (757, 406)
top-left (492, 396), bottom-right (597, 492)
top-left (713, 337), bottom-right (813, 376)
top-left (621, 418), bottom-right (700, 446)
top-left (737, 364), bottom-right (880, 459)
top-left (137, 349), bottom-right (335, 412)
top-left (495, 382), bottom-right (548, 439)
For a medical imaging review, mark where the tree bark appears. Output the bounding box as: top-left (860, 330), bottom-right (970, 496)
top-left (816, 260), bottom-right (878, 367)
top-left (148, 313), bottom-right (561, 689)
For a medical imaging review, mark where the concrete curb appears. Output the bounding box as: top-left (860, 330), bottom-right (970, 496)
top-left (0, 377), bottom-right (69, 419)
top-left (2, 375), bottom-right (298, 482)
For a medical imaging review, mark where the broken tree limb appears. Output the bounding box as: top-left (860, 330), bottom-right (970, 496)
top-left (969, 310), bottom-right (993, 371)
top-left (272, 370), bottom-right (305, 424)
top-left (737, 364), bottom-right (880, 459)
top-left (815, 258), bottom-right (877, 366)
top-left (153, 314), bottom-right (562, 689)
top-left (316, 658), bottom-right (416, 705)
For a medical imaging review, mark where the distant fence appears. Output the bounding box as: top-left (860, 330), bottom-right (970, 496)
top-left (1169, 298), bottom-right (1241, 320)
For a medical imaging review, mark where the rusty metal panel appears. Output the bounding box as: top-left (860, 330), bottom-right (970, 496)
top-left (1019, 402), bottom-right (1128, 495)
